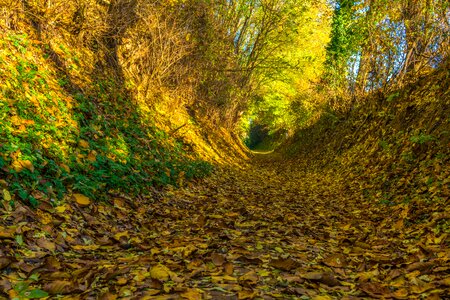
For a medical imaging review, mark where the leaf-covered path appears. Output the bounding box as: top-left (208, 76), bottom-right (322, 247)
top-left (1, 154), bottom-right (449, 299)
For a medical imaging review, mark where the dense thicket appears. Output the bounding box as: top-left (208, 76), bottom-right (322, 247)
top-left (324, 0), bottom-right (449, 110)
top-left (245, 0), bottom-right (449, 148)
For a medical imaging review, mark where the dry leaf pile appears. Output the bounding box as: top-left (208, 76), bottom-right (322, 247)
top-left (1, 154), bottom-right (449, 299)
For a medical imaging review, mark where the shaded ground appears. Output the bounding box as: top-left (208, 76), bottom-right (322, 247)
top-left (1, 154), bottom-right (449, 299)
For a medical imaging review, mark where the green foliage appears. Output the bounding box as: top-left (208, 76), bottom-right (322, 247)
top-left (325, 1), bottom-right (361, 70)
top-left (410, 133), bottom-right (435, 144)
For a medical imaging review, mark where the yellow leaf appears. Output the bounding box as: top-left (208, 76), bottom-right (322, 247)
top-left (257, 270), bottom-right (271, 277)
top-left (274, 247), bottom-right (284, 253)
top-left (238, 290), bottom-right (257, 300)
top-left (150, 264), bottom-right (170, 281)
top-left (60, 164), bottom-right (70, 173)
top-left (438, 277), bottom-right (450, 286)
top-left (2, 189), bottom-right (11, 201)
top-left (12, 160), bottom-right (34, 172)
top-left (114, 231), bottom-right (129, 241)
top-left (78, 139), bottom-right (89, 148)
top-left (180, 288), bottom-right (202, 300)
top-left (141, 289), bottom-right (160, 298)
top-left (312, 296), bottom-right (333, 300)
top-left (21, 160), bottom-right (34, 172)
top-left (391, 288), bottom-right (408, 298)
top-left (71, 245), bottom-right (100, 251)
top-left (0, 226), bottom-right (15, 238)
top-left (87, 151), bottom-right (97, 162)
top-left (73, 194), bottom-right (90, 207)
top-left (55, 205), bottom-right (67, 213)
top-left (211, 275), bottom-right (237, 283)
top-left (239, 271), bottom-right (259, 284)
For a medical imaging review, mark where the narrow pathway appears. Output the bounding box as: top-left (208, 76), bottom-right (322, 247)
top-left (1, 155), bottom-right (449, 299)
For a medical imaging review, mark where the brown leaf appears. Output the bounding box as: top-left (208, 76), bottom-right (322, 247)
top-left (0, 279), bottom-right (12, 293)
top-left (44, 280), bottom-right (76, 294)
top-left (359, 282), bottom-right (391, 297)
top-left (211, 253), bottom-right (225, 266)
top-left (406, 261), bottom-right (434, 272)
top-left (36, 237), bottom-right (56, 252)
top-left (323, 254), bottom-right (347, 268)
top-left (269, 257), bottom-right (300, 271)
top-left (239, 271), bottom-right (259, 285)
top-left (223, 262), bottom-right (234, 275)
top-left (141, 289), bottom-right (161, 297)
top-left (301, 272), bottom-right (339, 287)
top-left (281, 274), bottom-right (304, 283)
top-left (99, 292), bottom-right (118, 300)
top-left (0, 257), bottom-right (11, 270)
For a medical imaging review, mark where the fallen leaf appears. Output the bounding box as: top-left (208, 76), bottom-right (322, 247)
top-left (113, 231), bottom-right (129, 241)
top-left (312, 296), bottom-right (333, 300)
top-left (44, 280), bottom-right (76, 294)
top-left (274, 247), bottom-right (284, 253)
top-left (223, 262), bottom-right (234, 275)
top-left (211, 253), bottom-right (226, 266)
top-left (302, 272), bottom-right (339, 286)
top-left (239, 271), bottom-right (259, 285)
top-left (323, 254), bottom-right (347, 268)
top-left (2, 189), bottom-right (11, 201)
top-left (238, 289), bottom-right (257, 300)
top-left (180, 288), bottom-right (202, 300)
top-left (437, 277), bottom-right (450, 286)
top-left (55, 205), bottom-right (67, 213)
top-left (211, 275), bottom-right (237, 283)
top-left (0, 257), bottom-right (11, 270)
top-left (359, 282), bottom-right (391, 297)
top-left (73, 194), bottom-right (90, 207)
top-left (390, 288), bottom-right (409, 299)
top-left (36, 237), bottom-right (56, 252)
top-left (0, 226), bottom-right (15, 239)
top-left (99, 292), bottom-right (118, 300)
top-left (150, 264), bottom-right (170, 282)
top-left (269, 257), bottom-right (300, 271)
top-left (21, 289), bottom-right (49, 299)
top-left (71, 245), bottom-right (100, 251)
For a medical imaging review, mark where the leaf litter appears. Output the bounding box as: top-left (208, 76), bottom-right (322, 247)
top-left (1, 154), bottom-right (449, 299)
